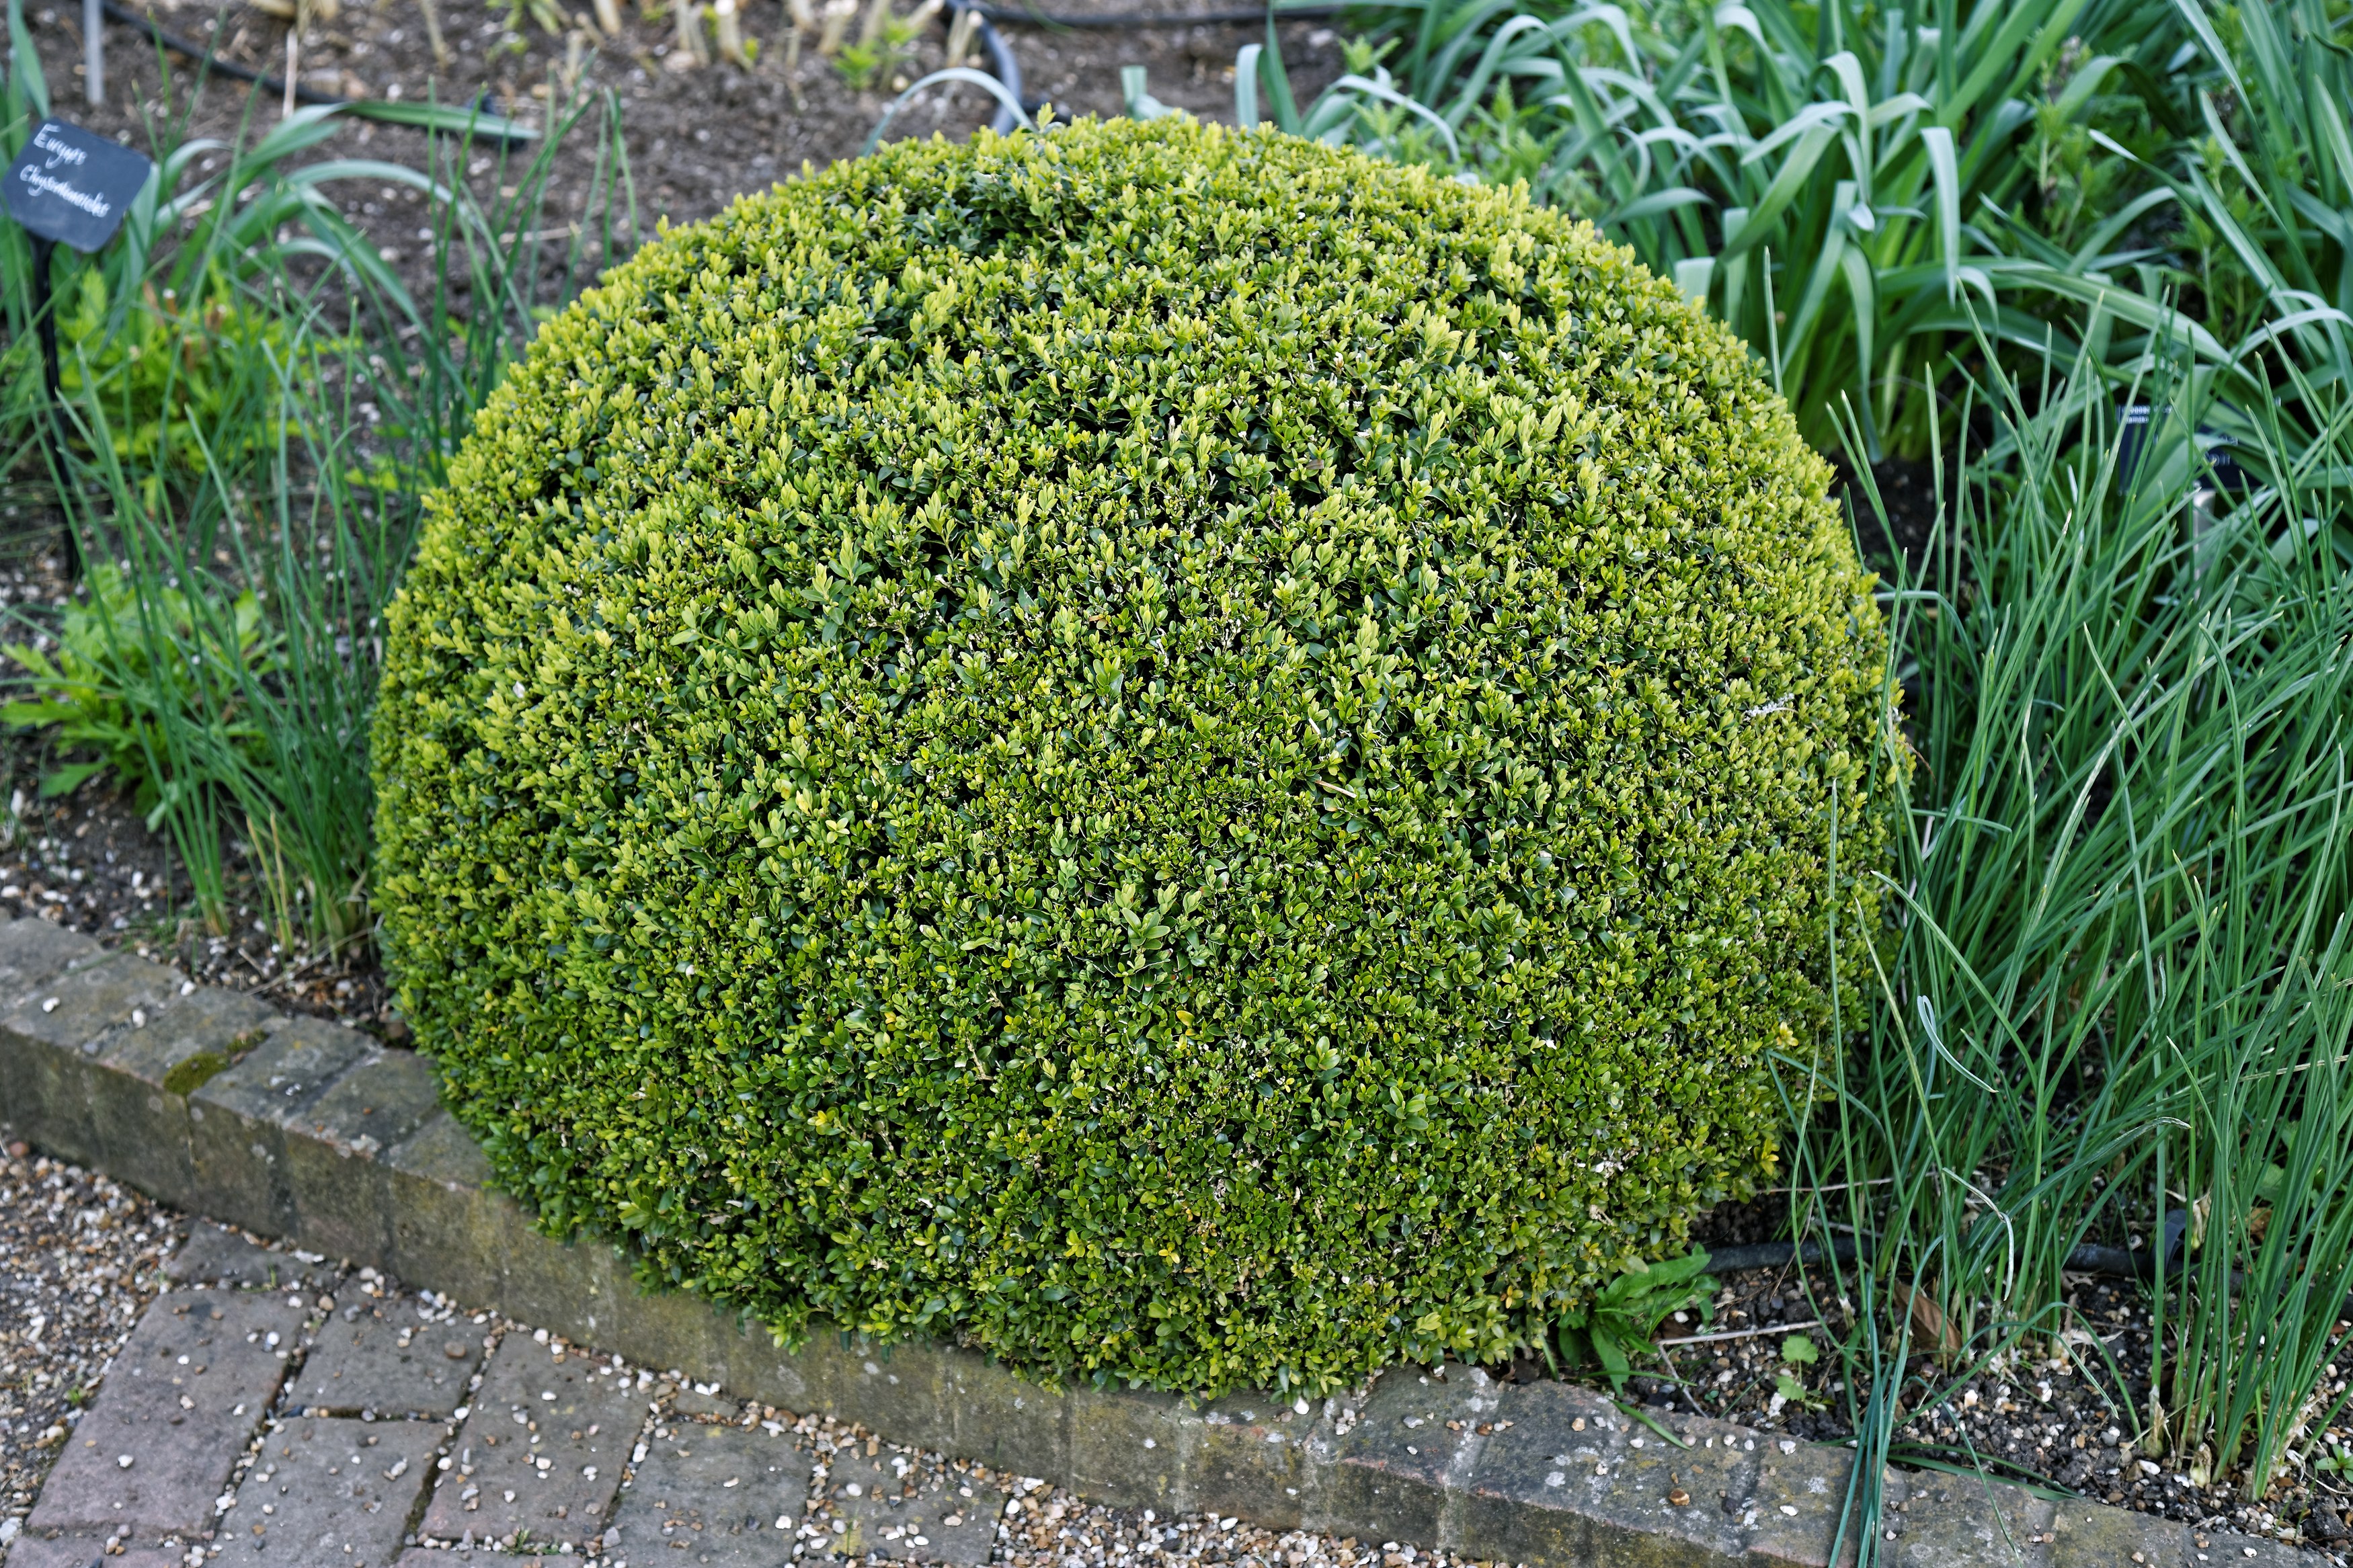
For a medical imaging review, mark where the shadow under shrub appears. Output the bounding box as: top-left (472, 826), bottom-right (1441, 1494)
top-left (372, 118), bottom-right (1896, 1395)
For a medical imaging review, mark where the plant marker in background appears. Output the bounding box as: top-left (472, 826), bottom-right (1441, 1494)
top-left (2, 117), bottom-right (152, 579)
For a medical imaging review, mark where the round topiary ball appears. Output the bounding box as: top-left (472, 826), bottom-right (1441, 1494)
top-left (373, 117), bottom-right (1893, 1395)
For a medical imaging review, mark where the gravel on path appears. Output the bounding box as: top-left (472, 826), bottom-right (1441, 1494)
top-left (0, 1141), bottom-right (187, 1554)
top-left (2, 1196), bottom-right (1500, 1568)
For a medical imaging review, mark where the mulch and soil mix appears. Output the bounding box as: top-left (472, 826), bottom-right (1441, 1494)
top-left (22, 0), bottom-right (1349, 282)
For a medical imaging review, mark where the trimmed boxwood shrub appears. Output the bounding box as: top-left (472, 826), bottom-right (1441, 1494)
top-left (373, 117), bottom-right (1893, 1396)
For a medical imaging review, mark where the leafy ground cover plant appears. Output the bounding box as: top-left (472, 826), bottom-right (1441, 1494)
top-left (1554, 1247), bottom-right (1717, 1389)
top-left (372, 117), bottom-right (1898, 1396)
top-left (52, 274), bottom-right (307, 507)
top-left (1771, 1331), bottom-right (1823, 1411)
top-left (1, 22), bottom-right (635, 948)
top-left (0, 561), bottom-right (272, 817)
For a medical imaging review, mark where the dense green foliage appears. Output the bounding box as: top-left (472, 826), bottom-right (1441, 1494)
top-left (373, 116), bottom-right (1892, 1394)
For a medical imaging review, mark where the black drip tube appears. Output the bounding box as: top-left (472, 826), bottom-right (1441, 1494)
top-left (1704, 1211), bottom-right (2353, 1324)
top-left (958, 1), bottom-right (1340, 26)
top-left (1703, 1239), bottom-right (1860, 1274)
top-left (103, 0), bottom-right (349, 108)
top-left (953, 4), bottom-right (1026, 137)
top-left (1706, 1237), bottom-right (2182, 1278)
top-left (947, 0), bottom-right (1340, 135)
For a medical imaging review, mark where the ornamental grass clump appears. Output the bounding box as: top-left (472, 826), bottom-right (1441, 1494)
top-left (372, 116), bottom-right (1895, 1395)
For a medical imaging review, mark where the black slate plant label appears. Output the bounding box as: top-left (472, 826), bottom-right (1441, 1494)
top-left (5, 119), bottom-right (153, 252)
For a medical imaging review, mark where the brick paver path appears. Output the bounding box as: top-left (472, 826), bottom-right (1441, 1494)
top-left (7, 1227), bottom-right (1004, 1568)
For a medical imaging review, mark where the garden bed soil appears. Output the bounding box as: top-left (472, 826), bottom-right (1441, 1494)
top-left (1843, 458), bottom-right (1948, 582)
top-left (20, 0), bottom-right (1349, 298)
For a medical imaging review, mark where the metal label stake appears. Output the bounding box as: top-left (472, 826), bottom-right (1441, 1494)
top-left (83, 0), bottom-right (101, 103)
top-left (4, 117), bottom-right (153, 578)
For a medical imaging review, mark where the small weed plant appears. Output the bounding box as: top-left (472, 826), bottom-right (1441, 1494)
top-left (1554, 1249), bottom-right (1718, 1391)
top-left (1, 561), bottom-right (272, 819)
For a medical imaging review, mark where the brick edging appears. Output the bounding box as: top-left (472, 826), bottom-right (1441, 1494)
top-left (0, 917), bottom-right (2296, 1568)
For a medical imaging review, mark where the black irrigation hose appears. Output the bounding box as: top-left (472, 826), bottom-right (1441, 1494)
top-left (958, 7), bottom-right (1027, 137)
top-left (1706, 1239), bottom-right (1862, 1274)
top-left (103, 0), bottom-right (348, 108)
top-left (99, 0), bottom-right (533, 147)
top-left (1706, 1223), bottom-right (2353, 1323)
top-left (1708, 1237), bottom-right (2175, 1278)
top-left (958, 1), bottom-right (1341, 27)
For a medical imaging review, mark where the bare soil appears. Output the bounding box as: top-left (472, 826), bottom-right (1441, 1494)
top-left (23, 0), bottom-right (1349, 280)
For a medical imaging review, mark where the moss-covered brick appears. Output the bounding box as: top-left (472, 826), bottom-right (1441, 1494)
top-left (371, 118), bottom-right (1898, 1397)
